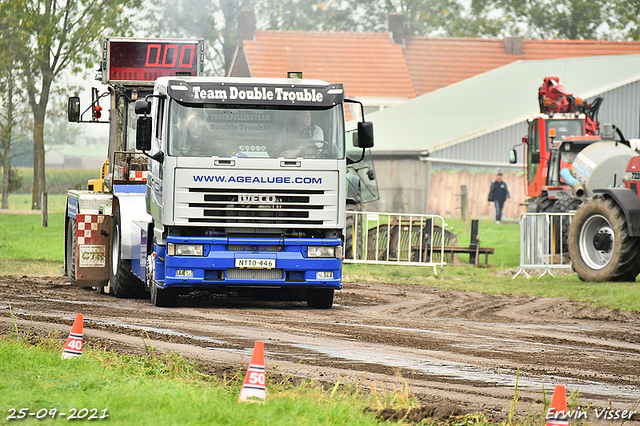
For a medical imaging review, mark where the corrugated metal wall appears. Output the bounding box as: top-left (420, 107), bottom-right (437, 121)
top-left (592, 81), bottom-right (640, 139)
top-left (430, 80), bottom-right (640, 169)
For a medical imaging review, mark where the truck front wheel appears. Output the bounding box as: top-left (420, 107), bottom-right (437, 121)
top-left (150, 283), bottom-right (178, 307)
top-left (147, 251), bottom-right (178, 307)
top-left (110, 207), bottom-right (146, 298)
top-left (568, 197), bottom-right (640, 282)
top-left (307, 288), bottom-right (334, 309)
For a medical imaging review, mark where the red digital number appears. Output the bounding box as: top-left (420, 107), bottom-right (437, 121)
top-left (179, 45), bottom-right (195, 68)
top-left (145, 44), bottom-right (195, 68)
top-left (145, 44), bottom-right (162, 67)
top-left (162, 44), bottom-right (178, 67)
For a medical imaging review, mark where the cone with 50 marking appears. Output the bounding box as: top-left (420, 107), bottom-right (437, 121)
top-left (238, 340), bottom-right (266, 403)
top-left (61, 313), bottom-right (84, 359)
top-left (546, 384), bottom-right (569, 426)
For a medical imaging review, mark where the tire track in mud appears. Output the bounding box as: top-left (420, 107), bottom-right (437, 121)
top-left (1, 275), bottom-right (640, 423)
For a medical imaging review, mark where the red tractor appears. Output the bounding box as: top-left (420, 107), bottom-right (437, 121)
top-left (512, 76), bottom-right (604, 213)
top-left (512, 77), bottom-right (640, 281)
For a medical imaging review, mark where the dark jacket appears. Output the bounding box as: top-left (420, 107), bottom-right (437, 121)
top-left (488, 181), bottom-right (510, 203)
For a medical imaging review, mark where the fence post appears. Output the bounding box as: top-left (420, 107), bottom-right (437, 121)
top-left (41, 192), bottom-right (48, 228)
top-left (460, 185), bottom-right (469, 233)
top-left (469, 219), bottom-right (479, 265)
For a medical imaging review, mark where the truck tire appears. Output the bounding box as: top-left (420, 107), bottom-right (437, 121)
top-left (150, 282), bottom-right (178, 307)
top-left (147, 245), bottom-right (178, 307)
top-left (568, 197), bottom-right (640, 282)
top-left (345, 205), bottom-right (362, 260)
top-left (110, 206), bottom-right (146, 298)
top-left (307, 288), bottom-right (334, 309)
top-left (66, 218), bottom-right (77, 286)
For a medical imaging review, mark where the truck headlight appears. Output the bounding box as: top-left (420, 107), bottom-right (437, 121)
top-left (167, 243), bottom-right (204, 256)
top-left (307, 246), bottom-right (337, 258)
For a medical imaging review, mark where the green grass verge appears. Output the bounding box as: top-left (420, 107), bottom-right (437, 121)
top-left (0, 212), bottom-right (638, 312)
top-left (0, 213), bottom-right (64, 263)
top-left (0, 333), bottom-right (409, 426)
top-left (0, 194), bottom-right (68, 213)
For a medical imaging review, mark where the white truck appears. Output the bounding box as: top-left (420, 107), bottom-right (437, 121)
top-left (64, 37), bottom-right (375, 308)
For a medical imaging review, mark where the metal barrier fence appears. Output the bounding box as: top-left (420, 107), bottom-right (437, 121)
top-left (514, 212), bottom-right (574, 278)
top-left (343, 212), bottom-right (454, 273)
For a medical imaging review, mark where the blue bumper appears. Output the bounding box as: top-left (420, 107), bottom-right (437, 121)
top-left (154, 236), bottom-right (342, 290)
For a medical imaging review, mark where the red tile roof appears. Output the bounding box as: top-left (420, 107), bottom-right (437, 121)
top-left (404, 37), bottom-right (640, 95)
top-left (241, 31), bottom-right (416, 99)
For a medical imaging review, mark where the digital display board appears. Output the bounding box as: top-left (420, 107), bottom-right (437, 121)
top-left (104, 38), bottom-right (202, 85)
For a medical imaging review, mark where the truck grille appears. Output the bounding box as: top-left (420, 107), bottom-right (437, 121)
top-left (227, 268), bottom-right (283, 280)
top-left (174, 169), bottom-right (339, 228)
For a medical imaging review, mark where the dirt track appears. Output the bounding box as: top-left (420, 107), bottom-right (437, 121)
top-left (1, 275), bottom-right (639, 424)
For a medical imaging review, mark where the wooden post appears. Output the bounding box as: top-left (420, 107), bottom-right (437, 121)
top-left (41, 192), bottom-right (48, 227)
top-left (460, 185), bottom-right (469, 233)
top-left (469, 219), bottom-right (479, 265)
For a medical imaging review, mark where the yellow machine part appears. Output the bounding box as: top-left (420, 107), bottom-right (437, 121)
top-left (87, 160), bottom-right (109, 192)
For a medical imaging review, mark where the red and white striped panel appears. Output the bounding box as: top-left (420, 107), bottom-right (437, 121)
top-left (76, 214), bottom-right (106, 245)
top-left (129, 170), bottom-right (147, 182)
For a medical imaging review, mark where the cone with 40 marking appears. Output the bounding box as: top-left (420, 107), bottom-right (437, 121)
top-left (61, 313), bottom-right (84, 359)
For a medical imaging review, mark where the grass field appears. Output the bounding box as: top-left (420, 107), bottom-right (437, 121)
top-left (0, 194), bottom-right (68, 213)
top-left (0, 332), bottom-right (409, 426)
top-left (0, 212), bottom-right (638, 311)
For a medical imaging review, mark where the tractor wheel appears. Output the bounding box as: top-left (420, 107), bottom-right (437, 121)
top-left (568, 197), bottom-right (640, 282)
top-left (536, 191), bottom-right (556, 212)
top-left (66, 218), bottom-right (77, 286)
top-left (551, 197), bottom-right (582, 255)
top-left (110, 206), bottom-right (146, 298)
top-left (307, 288), bottom-right (334, 309)
top-left (345, 205), bottom-right (363, 260)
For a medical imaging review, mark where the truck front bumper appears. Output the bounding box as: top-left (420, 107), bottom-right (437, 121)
top-left (154, 236), bottom-right (342, 290)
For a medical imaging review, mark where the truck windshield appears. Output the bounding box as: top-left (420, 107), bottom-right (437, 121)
top-left (167, 100), bottom-right (344, 159)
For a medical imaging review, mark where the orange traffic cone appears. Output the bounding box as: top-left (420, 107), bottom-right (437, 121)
top-left (238, 340), bottom-right (266, 403)
top-left (546, 384), bottom-right (569, 426)
top-left (61, 313), bottom-right (84, 359)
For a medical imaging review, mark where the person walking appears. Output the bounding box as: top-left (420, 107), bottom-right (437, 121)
top-left (488, 172), bottom-right (510, 223)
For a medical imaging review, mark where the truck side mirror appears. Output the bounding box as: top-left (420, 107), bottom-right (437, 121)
top-left (68, 97), bottom-right (80, 122)
top-left (136, 116), bottom-right (152, 151)
top-left (509, 149), bottom-right (517, 164)
top-left (356, 121), bottom-right (374, 148)
top-left (135, 100), bottom-right (151, 115)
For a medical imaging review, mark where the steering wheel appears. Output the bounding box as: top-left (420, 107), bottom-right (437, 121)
top-left (313, 140), bottom-right (331, 158)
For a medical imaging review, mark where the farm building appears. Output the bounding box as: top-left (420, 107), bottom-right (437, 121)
top-left (362, 54), bottom-right (640, 219)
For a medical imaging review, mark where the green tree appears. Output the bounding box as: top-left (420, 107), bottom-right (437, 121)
top-left (474, 0), bottom-right (610, 39)
top-left (0, 0), bottom-right (140, 210)
top-left (611, 0), bottom-right (640, 40)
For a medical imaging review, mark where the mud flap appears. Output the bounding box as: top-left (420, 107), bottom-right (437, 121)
top-left (75, 214), bottom-right (110, 288)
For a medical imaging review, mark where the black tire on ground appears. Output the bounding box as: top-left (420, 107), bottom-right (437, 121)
top-left (345, 206), bottom-right (363, 260)
top-left (568, 197), bottom-right (640, 282)
top-left (551, 197), bottom-right (582, 254)
top-left (307, 288), bottom-right (334, 309)
top-left (147, 237), bottom-right (178, 307)
top-left (150, 282), bottom-right (178, 307)
top-left (110, 206), bottom-right (147, 298)
top-left (66, 218), bottom-right (77, 286)
top-left (536, 191), bottom-right (556, 212)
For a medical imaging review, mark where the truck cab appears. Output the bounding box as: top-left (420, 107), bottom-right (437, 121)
top-left (64, 37), bottom-right (375, 309)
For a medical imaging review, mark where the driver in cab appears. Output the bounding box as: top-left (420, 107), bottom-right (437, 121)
top-left (279, 110), bottom-right (325, 157)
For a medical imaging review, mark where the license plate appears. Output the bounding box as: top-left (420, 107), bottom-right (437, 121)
top-left (631, 172), bottom-right (640, 180)
top-left (235, 258), bottom-right (275, 269)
